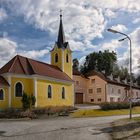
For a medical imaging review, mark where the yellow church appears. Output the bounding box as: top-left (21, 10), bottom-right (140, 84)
top-left (0, 14), bottom-right (74, 109)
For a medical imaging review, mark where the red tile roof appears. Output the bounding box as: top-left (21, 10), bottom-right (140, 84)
top-left (0, 76), bottom-right (9, 86)
top-left (0, 55), bottom-right (73, 82)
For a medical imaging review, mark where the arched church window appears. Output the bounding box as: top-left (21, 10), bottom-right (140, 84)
top-left (15, 82), bottom-right (23, 97)
top-left (66, 54), bottom-right (69, 63)
top-left (55, 53), bottom-right (58, 63)
top-left (48, 85), bottom-right (52, 98)
top-left (62, 87), bottom-right (65, 99)
top-left (0, 89), bottom-right (4, 100)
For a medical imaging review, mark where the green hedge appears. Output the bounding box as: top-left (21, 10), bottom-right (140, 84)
top-left (100, 102), bottom-right (140, 110)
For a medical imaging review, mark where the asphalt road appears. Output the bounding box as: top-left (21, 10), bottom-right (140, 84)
top-left (0, 114), bottom-right (140, 140)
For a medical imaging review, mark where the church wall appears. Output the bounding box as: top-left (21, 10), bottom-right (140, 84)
top-left (51, 47), bottom-right (63, 69)
top-left (11, 77), bottom-right (34, 108)
top-left (0, 86), bottom-right (9, 109)
top-left (37, 79), bottom-right (73, 107)
top-left (63, 48), bottom-right (72, 78)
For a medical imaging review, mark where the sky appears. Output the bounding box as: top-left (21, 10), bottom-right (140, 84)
top-left (0, 0), bottom-right (140, 74)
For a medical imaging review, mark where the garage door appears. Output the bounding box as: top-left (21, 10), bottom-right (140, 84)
top-left (75, 93), bottom-right (83, 104)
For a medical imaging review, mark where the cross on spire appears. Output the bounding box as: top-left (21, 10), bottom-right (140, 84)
top-left (57, 9), bottom-right (66, 48)
top-left (60, 9), bottom-right (62, 18)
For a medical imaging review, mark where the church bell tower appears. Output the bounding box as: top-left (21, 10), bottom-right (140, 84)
top-left (51, 12), bottom-right (72, 78)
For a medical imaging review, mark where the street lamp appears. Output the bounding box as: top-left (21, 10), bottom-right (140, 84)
top-left (107, 28), bottom-right (132, 119)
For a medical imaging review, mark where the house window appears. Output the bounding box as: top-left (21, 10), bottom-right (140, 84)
top-left (55, 53), bottom-right (58, 63)
top-left (118, 89), bottom-right (121, 94)
top-left (91, 99), bottom-right (94, 102)
top-left (48, 85), bottom-right (52, 98)
top-left (97, 88), bottom-right (101, 93)
top-left (91, 79), bottom-right (95, 84)
top-left (62, 87), bottom-right (65, 99)
top-left (89, 89), bottom-right (93, 93)
top-left (112, 88), bottom-right (114, 93)
top-left (98, 98), bottom-right (101, 102)
top-left (15, 82), bottom-right (23, 97)
top-left (110, 97), bottom-right (114, 102)
top-left (66, 54), bottom-right (69, 63)
top-left (76, 81), bottom-right (79, 85)
top-left (118, 98), bottom-right (121, 102)
top-left (0, 89), bottom-right (4, 100)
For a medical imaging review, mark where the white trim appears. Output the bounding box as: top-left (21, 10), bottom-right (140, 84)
top-left (72, 83), bottom-right (75, 106)
top-left (0, 88), bottom-right (5, 101)
top-left (33, 78), bottom-right (37, 107)
top-left (14, 81), bottom-right (24, 98)
top-left (7, 76), bottom-right (11, 107)
top-left (2, 74), bottom-right (73, 85)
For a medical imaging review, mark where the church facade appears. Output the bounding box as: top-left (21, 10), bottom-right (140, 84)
top-left (0, 14), bottom-right (74, 109)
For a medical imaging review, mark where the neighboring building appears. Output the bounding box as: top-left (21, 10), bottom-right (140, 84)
top-left (73, 69), bottom-right (140, 104)
top-left (0, 14), bottom-right (74, 109)
top-left (73, 69), bottom-right (88, 104)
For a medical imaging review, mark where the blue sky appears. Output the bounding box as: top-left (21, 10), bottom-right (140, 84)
top-left (0, 0), bottom-right (140, 73)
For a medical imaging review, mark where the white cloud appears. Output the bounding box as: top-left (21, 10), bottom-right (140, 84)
top-left (87, 0), bottom-right (140, 12)
top-left (3, 0), bottom-right (106, 52)
top-left (111, 24), bottom-right (128, 32)
top-left (79, 56), bottom-right (86, 65)
top-left (133, 18), bottom-right (140, 24)
top-left (19, 49), bottom-right (49, 59)
top-left (0, 8), bottom-right (7, 22)
top-left (101, 39), bottom-right (121, 51)
top-left (117, 27), bottom-right (140, 74)
top-left (0, 38), bottom-right (17, 67)
top-left (105, 9), bottom-right (116, 18)
top-left (0, 37), bottom-right (50, 68)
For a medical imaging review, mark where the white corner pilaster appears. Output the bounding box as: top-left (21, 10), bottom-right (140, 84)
top-left (33, 78), bottom-right (37, 107)
top-left (7, 76), bottom-right (11, 108)
top-left (72, 83), bottom-right (75, 107)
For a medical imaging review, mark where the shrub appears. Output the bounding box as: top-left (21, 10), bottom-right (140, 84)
top-left (21, 92), bottom-right (36, 110)
top-left (19, 109), bottom-right (37, 119)
top-left (100, 102), bottom-right (130, 110)
top-left (33, 106), bottom-right (76, 116)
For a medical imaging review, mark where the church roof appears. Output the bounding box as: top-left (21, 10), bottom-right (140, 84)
top-left (0, 55), bottom-right (73, 83)
top-left (56, 13), bottom-right (68, 49)
top-left (0, 76), bottom-right (9, 86)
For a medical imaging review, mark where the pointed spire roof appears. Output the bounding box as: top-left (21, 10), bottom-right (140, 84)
top-left (57, 11), bottom-right (68, 49)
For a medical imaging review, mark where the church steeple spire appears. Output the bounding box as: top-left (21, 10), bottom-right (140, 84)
top-left (57, 10), bottom-right (66, 48)
top-left (51, 11), bottom-right (72, 78)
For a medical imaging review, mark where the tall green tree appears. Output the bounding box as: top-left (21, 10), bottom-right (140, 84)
top-left (80, 50), bottom-right (117, 75)
top-left (73, 58), bottom-right (79, 70)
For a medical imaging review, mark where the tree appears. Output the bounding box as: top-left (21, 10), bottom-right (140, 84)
top-left (137, 75), bottom-right (140, 86)
top-left (73, 58), bottom-right (79, 70)
top-left (80, 50), bottom-right (117, 75)
top-left (21, 92), bottom-right (36, 110)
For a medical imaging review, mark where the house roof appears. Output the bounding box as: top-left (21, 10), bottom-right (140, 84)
top-left (85, 70), bottom-right (106, 81)
top-left (73, 69), bottom-right (81, 76)
top-left (0, 76), bottom-right (9, 86)
top-left (85, 70), bottom-right (140, 89)
top-left (73, 68), bottom-right (89, 79)
top-left (0, 55), bottom-right (73, 82)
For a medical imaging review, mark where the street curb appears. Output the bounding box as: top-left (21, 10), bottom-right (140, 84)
top-left (0, 118), bottom-right (31, 122)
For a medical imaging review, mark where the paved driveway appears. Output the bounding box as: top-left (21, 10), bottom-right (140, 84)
top-left (0, 115), bottom-right (139, 140)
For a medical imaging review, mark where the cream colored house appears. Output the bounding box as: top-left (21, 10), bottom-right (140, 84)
top-left (73, 69), bottom-right (140, 104)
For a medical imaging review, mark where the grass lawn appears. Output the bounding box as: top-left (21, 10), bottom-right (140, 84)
top-left (71, 106), bottom-right (140, 118)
